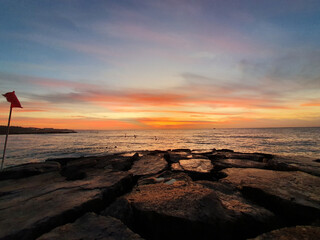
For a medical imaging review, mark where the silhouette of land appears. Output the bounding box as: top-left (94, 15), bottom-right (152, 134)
top-left (0, 126), bottom-right (76, 135)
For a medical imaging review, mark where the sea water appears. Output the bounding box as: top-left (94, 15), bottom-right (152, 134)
top-left (1, 127), bottom-right (319, 168)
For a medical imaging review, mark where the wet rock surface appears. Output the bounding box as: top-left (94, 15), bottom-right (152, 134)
top-left (212, 158), bottom-right (266, 170)
top-left (272, 155), bottom-right (320, 176)
top-left (221, 168), bottom-right (320, 223)
top-left (129, 154), bottom-right (167, 176)
top-left (171, 158), bottom-right (216, 181)
top-left (0, 162), bottom-right (61, 180)
top-left (178, 158), bottom-right (213, 173)
top-left (104, 180), bottom-right (276, 239)
top-left (0, 168), bottom-right (134, 240)
top-left (171, 162), bottom-right (184, 171)
top-left (164, 150), bottom-right (192, 163)
top-left (208, 151), bottom-right (272, 163)
top-left (250, 225), bottom-right (320, 240)
top-left (37, 212), bottom-right (143, 240)
top-left (0, 150), bottom-right (319, 240)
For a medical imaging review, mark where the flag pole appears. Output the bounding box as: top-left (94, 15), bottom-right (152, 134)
top-left (1, 104), bottom-right (12, 170)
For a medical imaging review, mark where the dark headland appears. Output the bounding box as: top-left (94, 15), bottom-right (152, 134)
top-left (0, 149), bottom-right (319, 240)
top-left (0, 126), bottom-right (76, 135)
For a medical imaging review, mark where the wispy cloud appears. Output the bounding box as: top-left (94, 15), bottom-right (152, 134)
top-left (28, 87), bottom-right (290, 110)
top-left (1, 70), bottom-right (294, 110)
top-left (0, 72), bottom-right (99, 90)
top-left (301, 100), bottom-right (320, 107)
top-left (238, 50), bottom-right (320, 91)
top-left (0, 116), bottom-right (142, 130)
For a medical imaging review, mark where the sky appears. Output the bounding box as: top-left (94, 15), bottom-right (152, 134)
top-left (0, 0), bottom-right (320, 129)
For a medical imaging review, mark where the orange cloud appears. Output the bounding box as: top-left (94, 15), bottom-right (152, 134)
top-left (0, 117), bottom-right (141, 130)
top-left (2, 71), bottom-right (291, 112)
top-left (0, 71), bottom-right (307, 130)
top-left (126, 93), bottom-right (186, 106)
top-left (137, 117), bottom-right (218, 129)
top-left (301, 101), bottom-right (320, 107)
top-left (136, 116), bottom-right (257, 129)
top-left (53, 89), bottom-right (289, 111)
top-left (109, 108), bottom-right (239, 116)
top-left (76, 91), bottom-right (187, 107)
top-left (188, 98), bottom-right (291, 110)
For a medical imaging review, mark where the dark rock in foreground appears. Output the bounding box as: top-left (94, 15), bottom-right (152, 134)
top-left (0, 162), bottom-right (61, 180)
top-left (178, 158), bottom-right (213, 173)
top-left (0, 149), bottom-right (319, 240)
top-left (37, 212), bottom-right (143, 240)
top-left (212, 158), bottom-right (266, 170)
top-left (171, 158), bottom-right (215, 180)
top-left (164, 150), bottom-right (192, 163)
top-left (250, 225), bottom-right (320, 240)
top-left (129, 154), bottom-right (167, 176)
top-left (272, 155), bottom-right (320, 176)
top-left (208, 151), bottom-right (272, 162)
top-left (103, 179), bottom-right (276, 240)
top-left (0, 169), bottom-right (134, 240)
top-left (221, 168), bottom-right (320, 223)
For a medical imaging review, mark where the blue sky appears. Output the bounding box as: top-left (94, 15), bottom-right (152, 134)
top-left (1, 0), bottom-right (320, 129)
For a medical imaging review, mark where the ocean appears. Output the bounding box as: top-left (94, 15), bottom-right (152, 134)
top-left (1, 127), bottom-right (319, 168)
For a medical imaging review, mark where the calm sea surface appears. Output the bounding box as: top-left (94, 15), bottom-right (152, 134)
top-left (1, 127), bottom-right (319, 168)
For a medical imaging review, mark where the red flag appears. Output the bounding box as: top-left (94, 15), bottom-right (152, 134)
top-left (2, 91), bottom-right (22, 108)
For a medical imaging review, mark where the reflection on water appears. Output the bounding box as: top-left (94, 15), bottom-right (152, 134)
top-left (1, 127), bottom-right (320, 167)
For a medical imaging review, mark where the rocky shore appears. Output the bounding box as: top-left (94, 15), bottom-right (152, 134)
top-left (0, 126), bottom-right (76, 135)
top-left (0, 149), bottom-right (319, 240)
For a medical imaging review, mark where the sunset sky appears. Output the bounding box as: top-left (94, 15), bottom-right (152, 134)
top-left (1, 0), bottom-right (320, 129)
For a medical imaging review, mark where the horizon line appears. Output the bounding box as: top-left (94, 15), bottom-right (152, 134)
top-left (2, 125), bottom-right (319, 131)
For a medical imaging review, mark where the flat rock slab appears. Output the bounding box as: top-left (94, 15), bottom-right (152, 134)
top-left (120, 152), bottom-right (141, 158)
top-left (272, 155), bottom-right (320, 177)
top-left (221, 168), bottom-right (320, 221)
top-left (164, 151), bottom-right (192, 163)
top-left (105, 180), bottom-right (275, 240)
top-left (37, 212), bottom-right (143, 240)
top-left (126, 181), bottom-right (222, 220)
top-left (209, 152), bottom-right (272, 162)
top-left (191, 149), bottom-right (213, 155)
top-left (179, 159), bottom-right (213, 173)
top-left (225, 152), bottom-right (270, 162)
top-left (137, 171), bottom-right (192, 186)
top-left (63, 158), bottom-right (98, 169)
top-left (171, 163), bottom-right (184, 171)
top-left (130, 155), bottom-right (167, 176)
top-left (196, 181), bottom-right (274, 220)
top-left (46, 156), bottom-right (98, 167)
top-left (0, 162), bottom-right (61, 180)
top-left (250, 225), bottom-right (320, 240)
top-left (0, 169), bottom-right (133, 240)
top-left (213, 159), bottom-right (266, 170)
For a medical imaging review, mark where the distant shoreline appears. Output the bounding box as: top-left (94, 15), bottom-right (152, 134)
top-left (0, 126), bottom-right (76, 135)
top-left (76, 126), bottom-right (320, 131)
